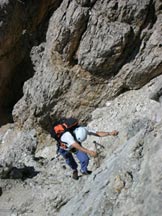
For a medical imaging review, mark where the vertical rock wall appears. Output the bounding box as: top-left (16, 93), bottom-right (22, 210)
top-left (0, 1), bottom-right (162, 215)
top-left (0, 0), bottom-right (61, 126)
top-left (12, 0), bottom-right (162, 130)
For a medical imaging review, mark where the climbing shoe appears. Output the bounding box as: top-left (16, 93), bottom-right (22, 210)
top-left (72, 170), bottom-right (79, 180)
top-left (80, 170), bottom-right (92, 175)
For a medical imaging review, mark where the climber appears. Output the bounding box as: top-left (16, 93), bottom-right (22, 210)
top-left (51, 118), bottom-right (118, 180)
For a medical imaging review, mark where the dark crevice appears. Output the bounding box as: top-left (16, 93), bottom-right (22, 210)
top-left (113, 2), bottom-right (118, 10)
top-left (114, 0), bottom-right (157, 77)
top-left (0, 56), bottom-right (34, 126)
top-left (76, 0), bottom-right (97, 7)
top-left (70, 1), bottom-right (98, 65)
top-left (159, 5), bottom-right (162, 11)
top-left (0, 2), bottom-right (62, 127)
top-left (150, 87), bottom-right (162, 102)
top-left (0, 187), bottom-right (2, 196)
top-left (126, 171), bottom-right (133, 181)
top-left (142, 0), bottom-right (157, 30)
top-left (124, 0), bottom-right (157, 64)
top-left (116, 86), bottom-right (130, 97)
top-left (70, 12), bottom-right (90, 65)
top-left (118, 0), bottom-right (157, 67)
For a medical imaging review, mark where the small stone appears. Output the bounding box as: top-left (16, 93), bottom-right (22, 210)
top-left (113, 175), bottom-right (125, 193)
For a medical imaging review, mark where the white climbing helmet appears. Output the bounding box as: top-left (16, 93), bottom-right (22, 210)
top-left (74, 127), bottom-right (88, 142)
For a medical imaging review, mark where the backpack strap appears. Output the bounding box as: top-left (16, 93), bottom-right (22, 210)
top-left (51, 118), bottom-right (79, 151)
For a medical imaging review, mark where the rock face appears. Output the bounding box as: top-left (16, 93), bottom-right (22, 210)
top-left (1, 76), bottom-right (162, 215)
top-left (0, 0), bottom-right (162, 215)
top-left (0, 0), bottom-right (61, 125)
top-left (11, 0), bottom-right (162, 129)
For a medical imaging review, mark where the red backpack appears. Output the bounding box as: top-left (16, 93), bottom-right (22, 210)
top-left (50, 117), bottom-right (79, 147)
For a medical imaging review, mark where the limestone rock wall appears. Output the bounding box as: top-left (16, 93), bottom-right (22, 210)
top-left (11, 0), bottom-right (162, 129)
top-left (0, 0), bottom-right (61, 125)
top-left (0, 76), bottom-right (162, 215)
top-left (0, 1), bottom-right (162, 215)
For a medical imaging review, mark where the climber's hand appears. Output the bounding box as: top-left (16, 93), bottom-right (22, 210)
top-left (110, 130), bottom-right (119, 136)
top-left (88, 150), bottom-right (97, 157)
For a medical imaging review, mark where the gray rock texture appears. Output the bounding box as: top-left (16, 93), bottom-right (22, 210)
top-left (11, 0), bottom-right (162, 129)
top-left (1, 76), bottom-right (162, 215)
top-left (0, 0), bottom-right (61, 125)
top-left (0, 0), bottom-right (162, 215)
